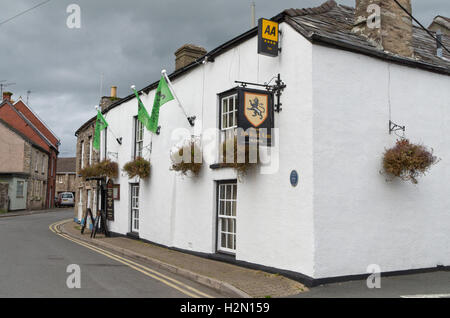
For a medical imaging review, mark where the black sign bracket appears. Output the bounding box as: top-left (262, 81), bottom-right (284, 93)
top-left (235, 73), bottom-right (286, 112)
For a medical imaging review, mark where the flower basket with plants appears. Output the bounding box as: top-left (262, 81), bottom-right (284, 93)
top-left (80, 159), bottom-right (119, 180)
top-left (221, 136), bottom-right (260, 179)
top-left (123, 157), bottom-right (151, 179)
top-left (170, 139), bottom-right (203, 176)
top-left (382, 139), bottom-right (438, 184)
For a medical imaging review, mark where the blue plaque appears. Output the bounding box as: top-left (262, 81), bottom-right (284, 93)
top-left (290, 170), bottom-right (298, 187)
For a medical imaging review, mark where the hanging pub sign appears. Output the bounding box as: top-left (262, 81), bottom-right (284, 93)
top-left (258, 18), bottom-right (279, 57)
top-left (237, 87), bottom-right (274, 146)
top-left (106, 179), bottom-right (114, 221)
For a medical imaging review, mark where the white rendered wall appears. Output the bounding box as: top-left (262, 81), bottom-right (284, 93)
top-left (102, 23), bottom-right (316, 276)
top-left (312, 45), bottom-right (450, 278)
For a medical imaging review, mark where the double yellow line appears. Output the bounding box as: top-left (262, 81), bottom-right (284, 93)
top-left (49, 220), bottom-right (213, 298)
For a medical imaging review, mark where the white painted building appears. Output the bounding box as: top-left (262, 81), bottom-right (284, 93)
top-left (90, 0), bottom-right (450, 285)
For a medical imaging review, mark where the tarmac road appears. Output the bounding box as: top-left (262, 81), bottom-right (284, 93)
top-left (0, 209), bottom-right (222, 298)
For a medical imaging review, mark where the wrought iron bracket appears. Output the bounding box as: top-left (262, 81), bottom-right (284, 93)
top-left (235, 73), bottom-right (286, 112)
top-left (389, 120), bottom-right (405, 135)
top-left (187, 116), bottom-right (196, 127)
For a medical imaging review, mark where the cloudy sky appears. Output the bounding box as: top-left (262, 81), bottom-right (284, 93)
top-left (1, 0), bottom-right (448, 157)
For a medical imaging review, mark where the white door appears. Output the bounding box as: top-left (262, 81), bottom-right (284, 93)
top-left (217, 182), bottom-right (237, 254)
top-left (131, 185), bottom-right (140, 233)
top-left (77, 189), bottom-right (83, 222)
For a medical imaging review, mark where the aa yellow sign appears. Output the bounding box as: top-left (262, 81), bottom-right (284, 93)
top-left (258, 18), bottom-right (279, 57)
top-left (261, 19), bottom-right (279, 42)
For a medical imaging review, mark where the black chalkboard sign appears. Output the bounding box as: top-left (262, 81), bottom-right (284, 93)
top-left (106, 179), bottom-right (114, 221)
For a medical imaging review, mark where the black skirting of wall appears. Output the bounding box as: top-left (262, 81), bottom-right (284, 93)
top-left (109, 231), bottom-right (450, 288)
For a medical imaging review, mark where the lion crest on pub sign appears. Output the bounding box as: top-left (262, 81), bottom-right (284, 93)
top-left (244, 92), bottom-right (268, 127)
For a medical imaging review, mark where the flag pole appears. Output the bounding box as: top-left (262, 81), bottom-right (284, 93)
top-left (161, 70), bottom-right (196, 127)
top-left (95, 106), bottom-right (122, 145)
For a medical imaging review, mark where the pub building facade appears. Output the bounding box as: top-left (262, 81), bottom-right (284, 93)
top-left (76, 1), bottom-right (450, 285)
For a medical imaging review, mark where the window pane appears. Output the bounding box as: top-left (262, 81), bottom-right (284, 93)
top-left (226, 202), bottom-right (231, 216)
top-left (232, 185), bottom-right (237, 200)
top-left (223, 114), bottom-right (228, 129)
top-left (228, 234), bottom-right (234, 249)
top-left (221, 233), bottom-right (227, 248)
top-left (232, 202), bottom-right (236, 216)
top-left (226, 185), bottom-right (232, 199)
top-left (219, 201), bottom-right (225, 215)
top-left (220, 186), bottom-right (225, 199)
top-left (223, 99), bottom-right (228, 113)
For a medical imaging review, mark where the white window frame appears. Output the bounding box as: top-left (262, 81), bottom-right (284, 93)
top-left (220, 94), bottom-right (238, 131)
top-left (80, 141), bottom-right (85, 169)
top-left (131, 184), bottom-right (140, 233)
top-left (134, 117), bottom-right (144, 159)
top-left (217, 182), bottom-right (237, 254)
top-left (88, 136), bottom-right (93, 166)
top-left (219, 94), bottom-right (238, 162)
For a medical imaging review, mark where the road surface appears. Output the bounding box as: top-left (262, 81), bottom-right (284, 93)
top-left (0, 209), bottom-right (222, 298)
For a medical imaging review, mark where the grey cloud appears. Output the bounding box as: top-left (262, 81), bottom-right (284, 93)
top-left (0, 0), bottom-right (448, 156)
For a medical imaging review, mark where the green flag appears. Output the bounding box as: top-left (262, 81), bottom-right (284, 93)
top-left (148, 76), bottom-right (174, 133)
top-left (93, 110), bottom-right (108, 150)
top-left (132, 88), bottom-right (152, 131)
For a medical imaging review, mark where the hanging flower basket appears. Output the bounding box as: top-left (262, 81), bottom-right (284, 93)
top-left (80, 159), bottom-right (118, 180)
top-left (123, 157), bottom-right (151, 179)
top-left (221, 136), bottom-right (260, 179)
top-left (382, 139), bottom-right (438, 184)
top-left (170, 139), bottom-right (203, 176)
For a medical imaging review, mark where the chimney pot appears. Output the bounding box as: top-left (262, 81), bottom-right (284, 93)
top-left (111, 86), bottom-right (117, 98)
top-left (2, 91), bottom-right (12, 102)
top-left (174, 44), bottom-right (207, 71)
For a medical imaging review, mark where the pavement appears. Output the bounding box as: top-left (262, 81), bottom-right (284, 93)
top-left (60, 218), bottom-right (307, 298)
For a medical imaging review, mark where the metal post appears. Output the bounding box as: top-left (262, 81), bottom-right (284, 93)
top-left (161, 70), bottom-right (195, 127)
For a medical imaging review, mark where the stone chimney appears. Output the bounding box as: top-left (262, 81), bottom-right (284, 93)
top-left (100, 86), bottom-right (120, 112)
top-left (2, 92), bottom-right (12, 102)
top-left (174, 44), bottom-right (207, 71)
top-left (352, 0), bottom-right (414, 58)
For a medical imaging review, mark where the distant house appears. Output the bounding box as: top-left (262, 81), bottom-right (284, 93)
top-left (0, 119), bottom-right (49, 211)
top-left (0, 92), bottom-right (59, 209)
top-left (56, 157), bottom-right (76, 197)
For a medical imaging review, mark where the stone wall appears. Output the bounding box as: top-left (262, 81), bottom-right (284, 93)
top-left (26, 146), bottom-right (49, 210)
top-left (56, 173), bottom-right (76, 194)
top-left (74, 120), bottom-right (100, 221)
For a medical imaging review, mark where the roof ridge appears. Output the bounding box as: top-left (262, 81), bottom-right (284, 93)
top-left (283, 0), bottom-right (337, 18)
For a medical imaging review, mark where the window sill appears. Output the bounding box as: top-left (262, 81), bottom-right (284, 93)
top-left (209, 163), bottom-right (236, 170)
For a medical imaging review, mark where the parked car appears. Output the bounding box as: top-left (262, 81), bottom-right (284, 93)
top-left (56, 192), bottom-right (75, 207)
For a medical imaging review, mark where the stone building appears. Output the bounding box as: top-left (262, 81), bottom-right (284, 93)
top-left (73, 87), bottom-right (120, 222)
top-left (56, 157), bottom-right (76, 196)
top-left (0, 119), bottom-right (49, 211)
